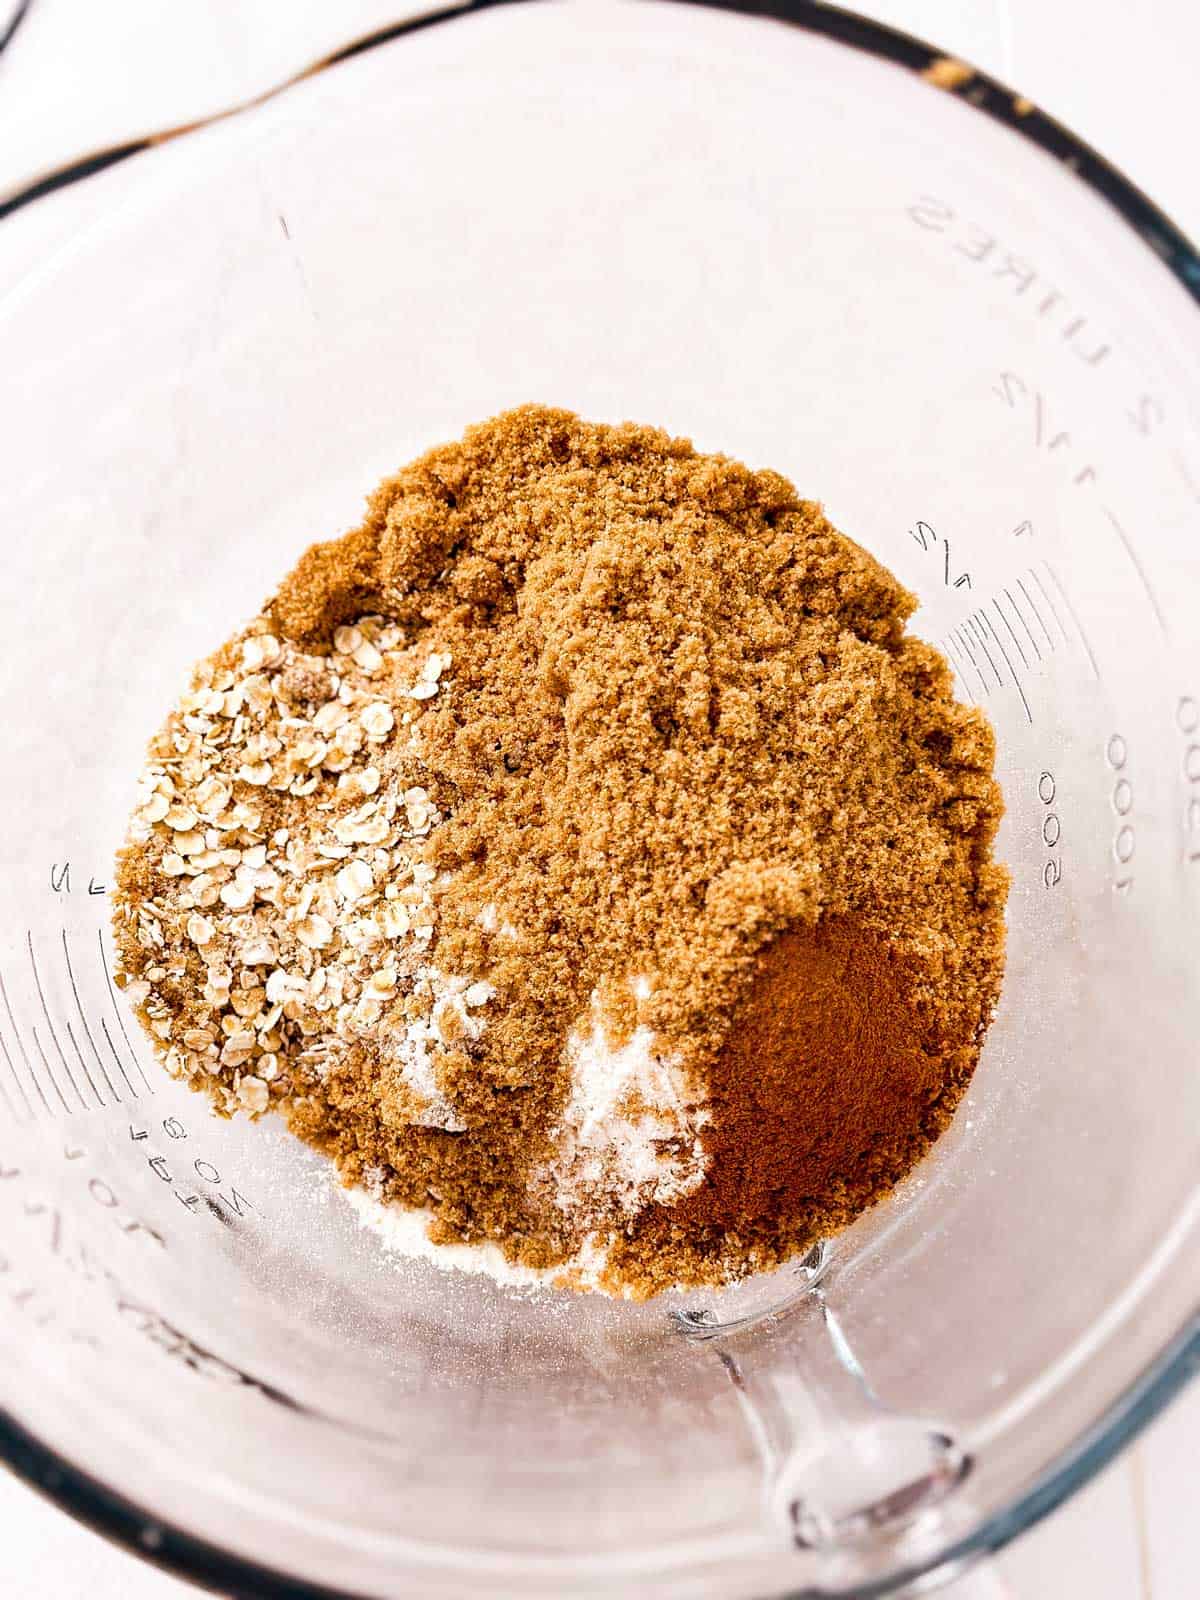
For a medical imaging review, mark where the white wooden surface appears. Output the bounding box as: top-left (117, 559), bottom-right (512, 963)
top-left (0, 3), bottom-right (1196, 1596)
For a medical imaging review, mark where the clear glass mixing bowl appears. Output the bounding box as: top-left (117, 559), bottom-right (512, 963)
top-left (1, 3), bottom-right (1197, 1596)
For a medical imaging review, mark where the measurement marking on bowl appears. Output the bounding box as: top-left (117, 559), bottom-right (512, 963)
top-left (1102, 507), bottom-right (1169, 639)
top-left (1038, 770), bottom-right (1063, 888)
top-left (97, 928), bottom-right (154, 1093)
top-left (941, 560), bottom-right (1100, 726)
top-left (1029, 568), bottom-right (1070, 648)
top-left (1177, 697), bottom-right (1200, 867)
top-left (953, 627), bottom-right (989, 696)
top-left (1041, 563), bottom-right (1102, 680)
top-left (976, 612), bottom-right (1032, 723)
top-left (940, 633), bottom-right (972, 696)
top-left (940, 637), bottom-right (976, 704)
top-left (0, 966), bottom-right (52, 1117)
top-left (27, 932), bottom-right (87, 1111)
top-left (991, 597), bottom-right (1029, 668)
top-left (909, 520), bottom-right (972, 590)
top-left (61, 930), bottom-right (121, 1104)
top-left (1004, 586), bottom-right (1043, 660)
top-left (1016, 576), bottom-right (1055, 651)
top-left (966, 618), bottom-right (1003, 689)
top-left (947, 640), bottom-right (979, 704)
top-left (1172, 449), bottom-right (1200, 506)
top-left (62, 1018), bottom-right (105, 1108)
top-left (992, 371), bottom-right (1099, 487)
top-left (0, 987), bottom-right (33, 1122)
top-left (1106, 735), bottom-right (1137, 894)
top-left (27, 1022), bottom-right (71, 1113)
top-left (0, 1051), bottom-right (18, 1122)
top-left (99, 1017), bottom-right (138, 1100)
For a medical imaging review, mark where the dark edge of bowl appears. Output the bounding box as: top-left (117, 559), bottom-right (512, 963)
top-left (1, 3), bottom-right (1197, 1598)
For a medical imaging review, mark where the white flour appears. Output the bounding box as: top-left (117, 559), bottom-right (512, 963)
top-left (546, 988), bottom-right (709, 1218)
top-left (346, 1186), bottom-right (612, 1291)
top-left (344, 982), bottom-right (709, 1294)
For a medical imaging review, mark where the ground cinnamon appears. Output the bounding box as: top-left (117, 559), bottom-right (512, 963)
top-left (620, 919), bottom-right (952, 1290)
top-left (112, 406), bottom-right (1007, 1297)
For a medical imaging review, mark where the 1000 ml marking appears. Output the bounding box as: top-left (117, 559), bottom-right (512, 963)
top-left (1106, 735), bottom-right (1135, 894)
top-left (1178, 697), bottom-right (1200, 867)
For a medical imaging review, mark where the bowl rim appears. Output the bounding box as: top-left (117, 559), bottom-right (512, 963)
top-left (1, 2), bottom-right (1197, 1596)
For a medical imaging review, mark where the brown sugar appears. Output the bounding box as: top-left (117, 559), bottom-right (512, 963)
top-left (111, 406), bottom-right (1007, 1296)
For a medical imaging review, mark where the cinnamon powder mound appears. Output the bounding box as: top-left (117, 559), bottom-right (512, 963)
top-left (112, 406), bottom-right (1007, 1297)
top-left (622, 919), bottom-right (964, 1291)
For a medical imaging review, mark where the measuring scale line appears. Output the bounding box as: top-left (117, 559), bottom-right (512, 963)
top-left (955, 628), bottom-right (991, 694)
top-left (941, 632), bottom-right (972, 693)
top-left (939, 637), bottom-right (976, 704)
top-left (27, 1023), bottom-right (71, 1114)
top-left (977, 613), bottom-right (1033, 725)
top-left (1028, 568), bottom-right (1071, 649)
top-left (63, 1017), bottom-right (105, 1109)
top-left (1041, 562), bottom-right (1102, 682)
top-left (1101, 507), bottom-right (1170, 640)
top-left (61, 929), bottom-right (121, 1104)
top-left (1171, 449), bottom-right (1200, 507)
top-left (27, 931), bottom-right (89, 1111)
top-left (1004, 586), bottom-right (1043, 661)
top-left (0, 965), bottom-right (51, 1117)
top-left (99, 1015), bottom-right (138, 1100)
top-left (991, 596), bottom-right (1029, 670)
top-left (0, 1059), bottom-right (18, 1123)
top-left (0, 991), bottom-right (33, 1121)
top-left (97, 927), bottom-right (154, 1093)
top-left (965, 617), bottom-right (1004, 689)
top-left (954, 628), bottom-right (990, 697)
top-left (1015, 576), bottom-right (1055, 653)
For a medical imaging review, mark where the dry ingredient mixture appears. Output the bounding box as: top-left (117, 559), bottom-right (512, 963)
top-left (113, 407), bottom-right (1007, 1297)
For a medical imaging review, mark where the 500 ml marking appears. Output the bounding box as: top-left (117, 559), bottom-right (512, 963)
top-left (1038, 771), bottom-right (1062, 888)
top-left (1106, 735), bottom-right (1136, 893)
top-left (1178, 697), bottom-right (1200, 866)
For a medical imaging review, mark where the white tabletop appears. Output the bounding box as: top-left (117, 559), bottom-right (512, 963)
top-left (1, 3), bottom-right (1196, 1597)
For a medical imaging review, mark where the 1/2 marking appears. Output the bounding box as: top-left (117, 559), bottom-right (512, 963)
top-left (909, 520), bottom-right (972, 589)
top-left (993, 372), bottom-right (1097, 487)
top-left (1127, 394), bottom-right (1164, 437)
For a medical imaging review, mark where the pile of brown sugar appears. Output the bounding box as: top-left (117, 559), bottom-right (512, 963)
top-left (112, 406), bottom-right (1007, 1297)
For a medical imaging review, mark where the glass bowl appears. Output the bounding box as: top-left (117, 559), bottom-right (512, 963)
top-left (0, 2), bottom-right (1197, 1596)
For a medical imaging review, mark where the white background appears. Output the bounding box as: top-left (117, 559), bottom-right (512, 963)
top-left (0, 2), bottom-right (1196, 1596)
